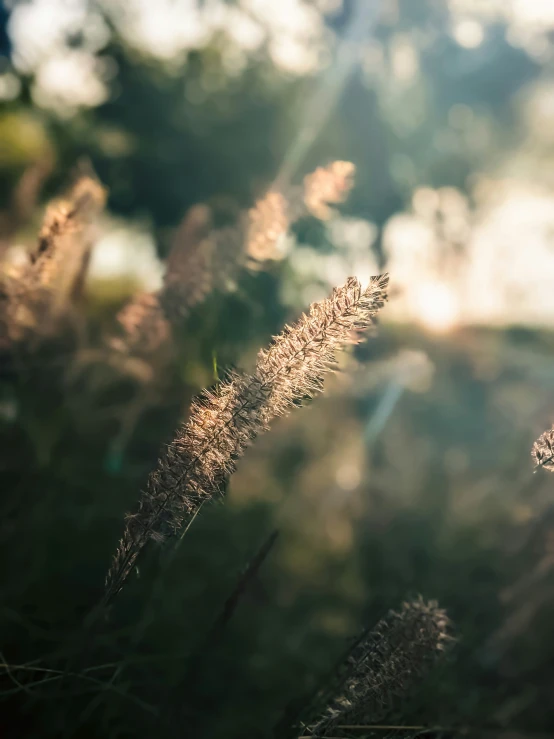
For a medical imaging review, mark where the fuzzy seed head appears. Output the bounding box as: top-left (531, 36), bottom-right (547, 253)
top-left (105, 275), bottom-right (388, 599)
top-left (532, 426), bottom-right (554, 472)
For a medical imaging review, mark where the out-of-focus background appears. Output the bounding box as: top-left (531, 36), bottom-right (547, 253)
top-left (2, 1), bottom-right (554, 737)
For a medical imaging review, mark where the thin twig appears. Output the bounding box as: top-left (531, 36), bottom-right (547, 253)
top-left (166, 529), bottom-right (279, 729)
top-left (0, 661), bottom-right (156, 714)
top-left (182, 528), bottom-right (279, 680)
top-left (204, 528), bottom-right (279, 646)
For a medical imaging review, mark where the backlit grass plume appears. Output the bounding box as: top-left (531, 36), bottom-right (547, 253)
top-left (532, 426), bottom-right (554, 472)
top-left (105, 274), bottom-right (388, 600)
top-left (113, 162), bottom-right (356, 354)
top-left (1, 175), bottom-right (105, 348)
top-left (32, 175), bottom-right (106, 298)
top-left (247, 160), bottom-right (355, 264)
top-left (158, 204), bottom-right (215, 324)
top-left (306, 598), bottom-right (452, 737)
